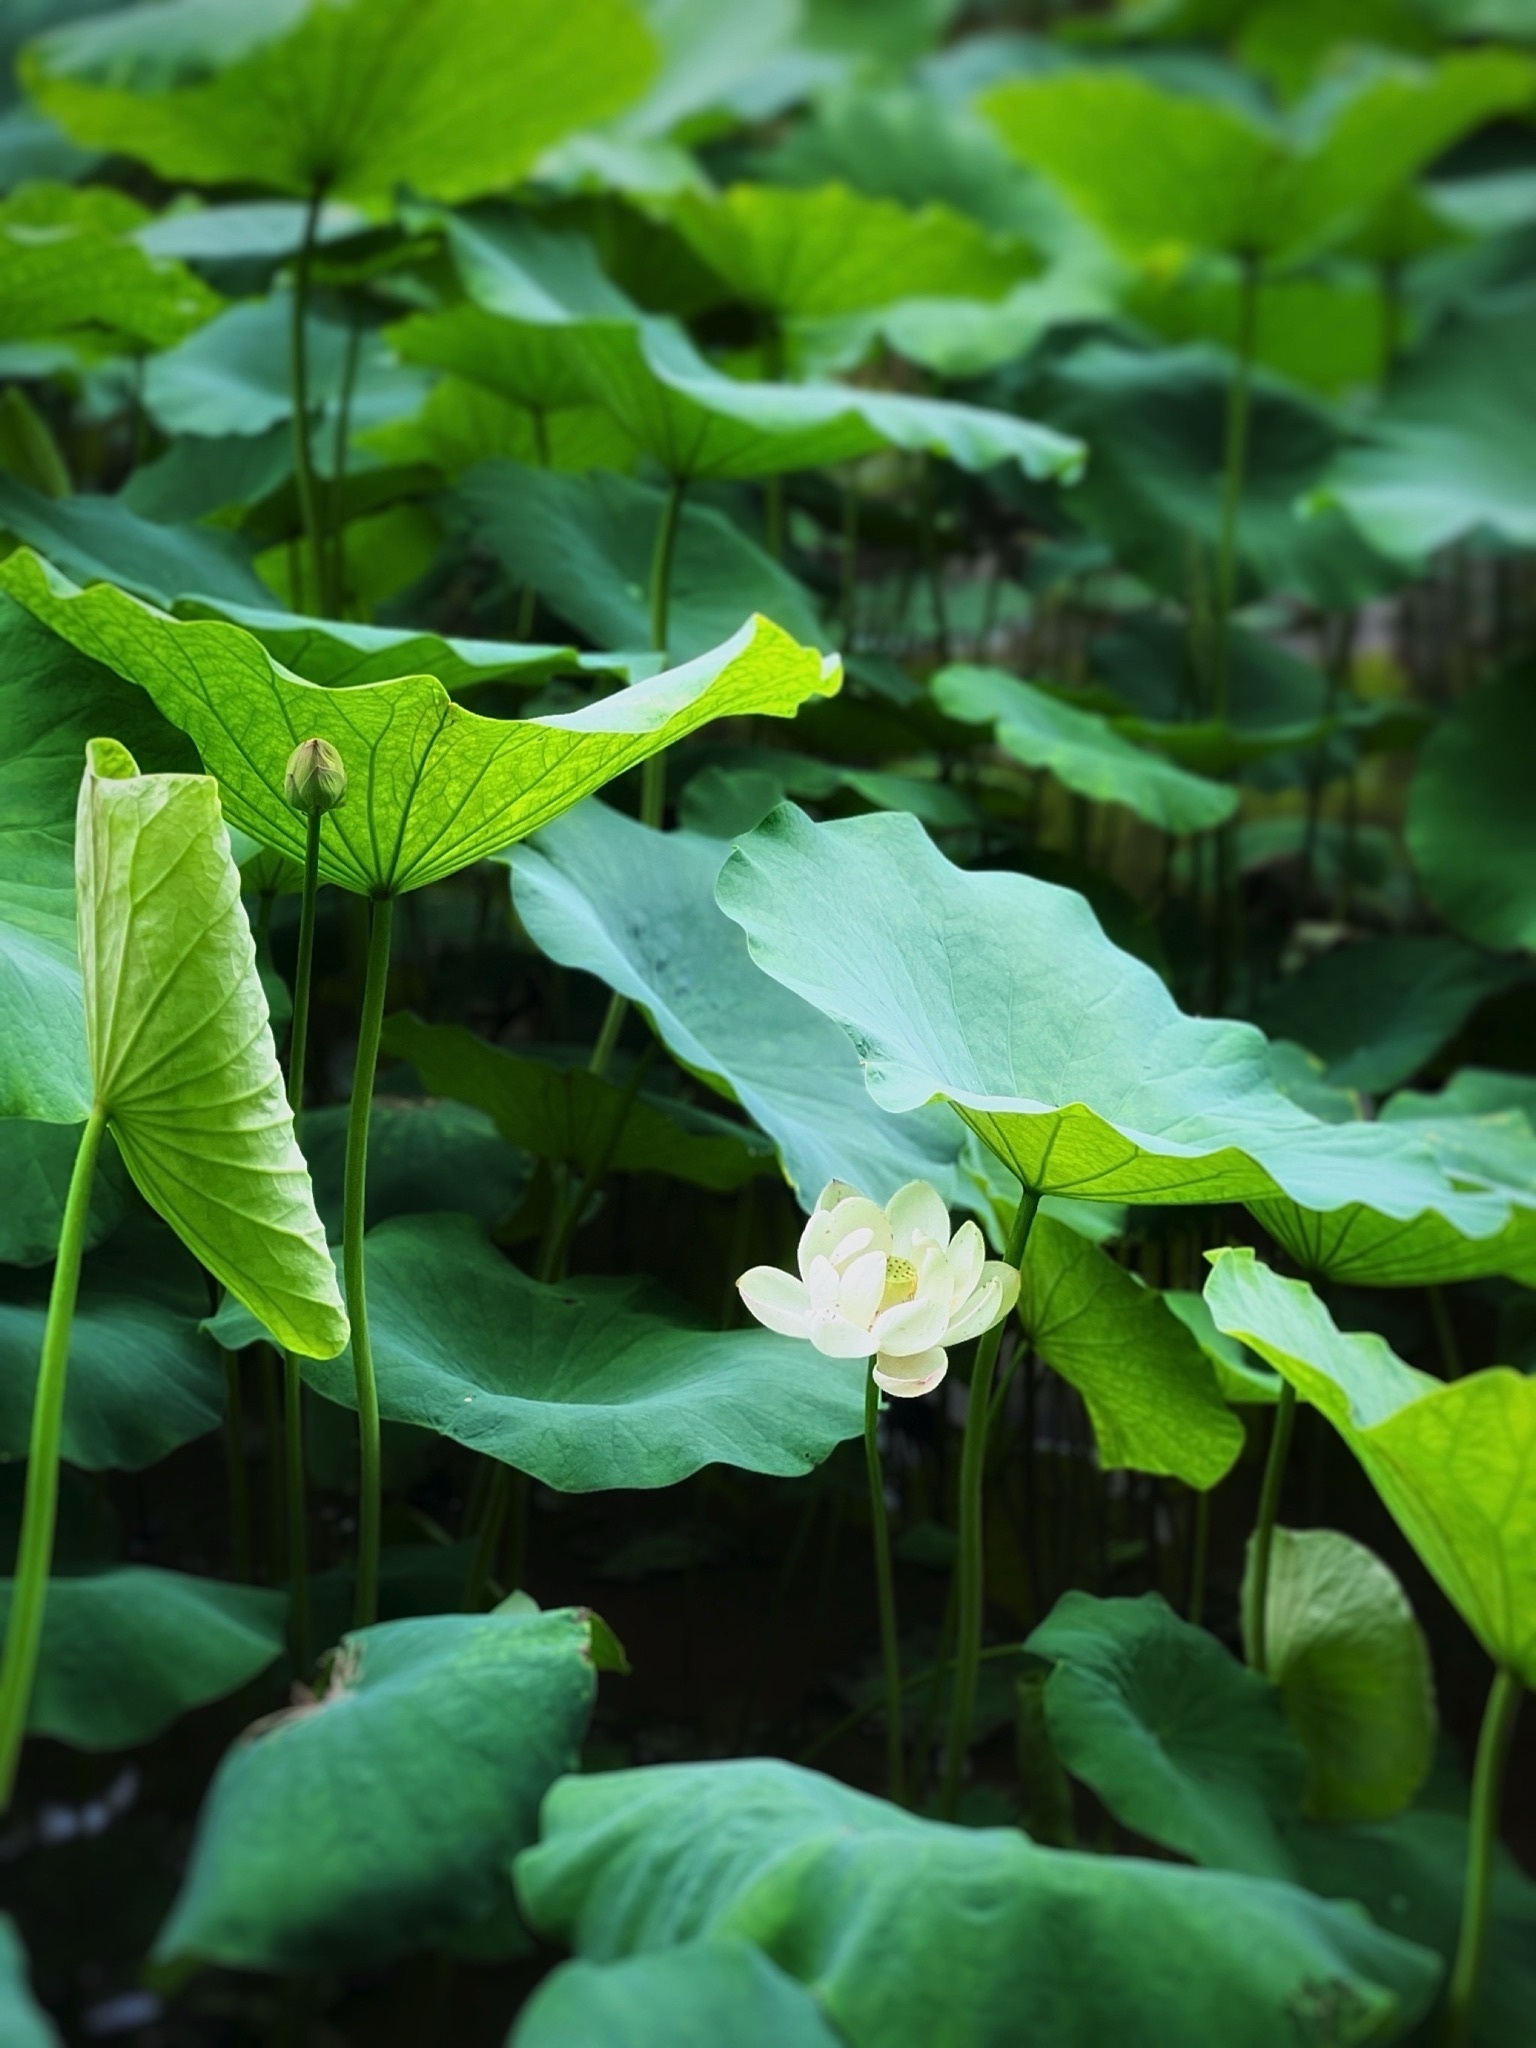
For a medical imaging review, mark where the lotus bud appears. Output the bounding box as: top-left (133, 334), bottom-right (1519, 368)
top-left (284, 736), bottom-right (347, 815)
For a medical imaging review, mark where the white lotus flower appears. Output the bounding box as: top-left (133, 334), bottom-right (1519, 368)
top-left (737, 1178), bottom-right (1021, 1398)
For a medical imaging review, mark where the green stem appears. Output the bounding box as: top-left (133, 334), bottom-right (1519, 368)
top-left (289, 184), bottom-right (329, 617)
top-left (325, 311), bottom-right (362, 619)
top-left (864, 1367), bottom-right (905, 1805)
top-left (840, 480), bottom-right (861, 647)
top-left (287, 812), bottom-right (322, 1130)
top-left (1245, 1378), bottom-right (1296, 1676)
top-left (281, 809), bottom-right (322, 1669)
top-left (0, 1106), bottom-right (107, 1809)
top-left (220, 1345), bottom-right (253, 1581)
top-left (1187, 1486), bottom-right (1211, 1628)
top-left (1445, 1666), bottom-right (1523, 2048)
top-left (1211, 253), bottom-right (1261, 722)
top-left (939, 1188), bottom-right (1040, 1819)
top-left (344, 895), bottom-right (394, 1628)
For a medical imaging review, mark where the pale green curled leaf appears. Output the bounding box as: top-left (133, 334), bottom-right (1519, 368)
top-left (1018, 1215), bottom-right (1242, 1488)
top-left (555, 317), bottom-right (1085, 483)
top-left (934, 663), bottom-right (1236, 836)
top-left (714, 805), bottom-right (1506, 1234)
top-left (0, 551), bottom-right (840, 898)
top-left (155, 1605), bottom-right (599, 1972)
top-left (0, 1221), bottom-right (224, 1470)
top-left (1026, 1592), bottom-right (1305, 1877)
top-left (660, 181), bottom-right (1036, 316)
top-left (0, 1568), bottom-right (285, 1749)
top-left (24, 0), bottom-right (657, 205)
top-left (453, 463), bottom-right (823, 664)
top-left (0, 1918), bottom-right (57, 2048)
top-left (0, 180), bottom-right (218, 350)
top-left (0, 1118), bottom-right (126, 1265)
top-left (208, 1215), bottom-right (865, 1492)
top-left (981, 53), bottom-right (1536, 264)
top-left (76, 738), bottom-right (347, 1359)
top-left (1408, 672), bottom-right (1536, 954)
top-left (505, 800), bottom-right (1007, 1218)
top-left (1205, 1248), bottom-right (1536, 1685)
top-left (1248, 1528), bottom-right (1436, 1825)
top-left (515, 1757), bottom-right (1440, 2047)
top-left (381, 1016), bottom-right (776, 1192)
top-left (513, 1943), bottom-right (846, 2048)
top-left (1164, 1288), bottom-right (1281, 1405)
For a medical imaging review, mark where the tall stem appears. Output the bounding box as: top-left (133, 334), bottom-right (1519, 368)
top-left (344, 895), bottom-right (394, 1628)
top-left (0, 1106), bottom-right (107, 1807)
top-left (939, 1188), bottom-right (1040, 1819)
top-left (289, 184), bottom-right (329, 617)
top-left (1445, 1666), bottom-right (1523, 2048)
top-left (1244, 1378), bottom-right (1296, 1676)
top-left (1187, 1486), bottom-right (1211, 1628)
top-left (1211, 253), bottom-right (1261, 722)
top-left (281, 809), bottom-right (323, 1671)
top-left (220, 1345), bottom-right (253, 1580)
top-left (864, 1368), bottom-right (905, 1805)
top-left (325, 311), bottom-right (362, 619)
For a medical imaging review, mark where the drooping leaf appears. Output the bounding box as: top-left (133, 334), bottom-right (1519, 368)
top-left (0, 1918), bottom-right (56, 2048)
top-left (0, 1218), bottom-right (225, 1470)
top-left (505, 800), bottom-right (1006, 1217)
top-left (208, 1215), bottom-right (865, 1492)
top-left (660, 181), bottom-right (1036, 317)
top-left (1018, 1216), bottom-right (1242, 1487)
top-left (0, 1568), bottom-right (285, 1748)
top-left (381, 1016), bottom-right (777, 1194)
top-left (515, 1757), bottom-right (1440, 2047)
top-left (0, 551), bottom-right (840, 897)
top-left (0, 179), bottom-right (218, 349)
top-left (0, 1117), bottom-right (127, 1265)
top-left (1407, 671), bottom-right (1536, 953)
top-left (513, 1942), bottom-right (846, 2048)
top-left (1205, 1248), bottom-right (1536, 1684)
top-left (1026, 1591), bottom-right (1305, 1877)
top-left (24, 0), bottom-right (658, 206)
top-left (0, 475), bottom-right (270, 608)
top-left (714, 805), bottom-right (1503, 1232)
top-left (1250, 1528), bottom-right (1436, 1824)
top-left (453, 463), bottom-right (823, 662)
top-left (76, 737), bottom-right (347, 1358)
top-left (934, 663), bottom-right (1237, 835)
top-left (155, 1605), bottom-right (599, 1971)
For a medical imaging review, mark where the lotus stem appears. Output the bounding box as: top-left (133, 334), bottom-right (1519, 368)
top-left (0, 1104), bottom-right (107, 1809)
top-left (1244, 1378), bottom-right (1296, 1676)
top-left (289, 183), bottom-right (329, 616)
top-left (864, 1366), bottom-right (905, 1806)
top-left (939, 1187), bottom-right (1040, 1820)
top-left (1211, 251), bottom-right (1261, 722)
top-left (1187, 1485), bottom-right (1211, 1628)
top-left (219, 1345), bottom-right (253, 1581)
top-left (344, 894), bottom-right (394, 1628)
top-left (1445, 1666), bottom-right (1523, 2048)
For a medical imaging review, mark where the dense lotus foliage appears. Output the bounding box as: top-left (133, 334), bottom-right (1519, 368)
top-left (0, 1), bottom-right (1532, 2044)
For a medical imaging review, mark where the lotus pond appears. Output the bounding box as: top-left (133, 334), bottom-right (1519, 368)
top-left (0, 0), bottom-right (1534, 2043)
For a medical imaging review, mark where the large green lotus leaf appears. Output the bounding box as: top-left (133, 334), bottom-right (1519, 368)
top-left (453, 463), bottom-right (822, 663)
top-left (516, 1757), bottom-right (1439, 2047)
top-left (714, 804), bottom-right (1505, 1232)
top-left (934, 663), bottom-right (1236, 835)
top-left (981, 55), bottom-right (1536, 263)
top-left (555, 316), bottom-right (1084, 483)
top-left (430, 205), bottom-right (642, 323)
top-left (1250, 935), bottom-right (1527, 1093)
top-left (1019, 1215), bottom-right (1242, 1488)
top-left (0, 1918), bottom-right (56, 2048)
top-left (0, 552), bottom-right (839, 897)
top-left (301, 1098), bottom-right (529, 1243)
top-left (1206, 1249), bottom-right (1536, 1684)
top-left (513, 1942), bottom-right (846, 2048)
top-left (1407, 672), bottom-right (1536, 953)
top-left (0, 1219), bottom-right (224, 1470)
top-left (211, 1214), bottom-right (865, 1491)
top-left (660, 181), bottom-right (1035, 317)
top-left (24, 0), bottom-right (657, 205)
top-left (155, 1605), bottom-right (599, 1971)
top-left (0, 475), bottom-right (270, 608)
top-left (364, 374), bottom-right (636, 483)
top-left (0, 592), bottom-right (197, 1124)
top-left (1316, 305), bottom-right (1536, 563)
top-left (0, 1117), bottom-right (127, 1265)
top-left (1253, 1528), bottom-right (1435, 1825)
top-left (0, 1567), bottom-right (285, 1748)
top-left (1131, 262), bottom-right (1388, 399)
top-left (0, 179), bottom-right (217, 349)
top-left (1024, 338), bottom-right (1390, 610)
top-left (380, 1015), bottom-right (777, 1193)
top-left (1026, 1591), bottom-right (1305, 1877)
top-left (388, 306), bottom-right (603, 415)
top-left (77, 738), bottom-right (347, 1358)
top-left (505, 800), bottom-right (1002, 1215)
